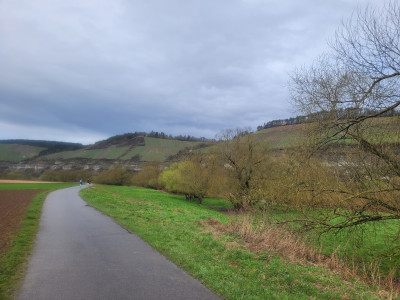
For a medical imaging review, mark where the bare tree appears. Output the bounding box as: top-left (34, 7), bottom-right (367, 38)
top-left (289, 2), bottom-right (400, 230)
top-left (215, 128), bottom-right (270, 210)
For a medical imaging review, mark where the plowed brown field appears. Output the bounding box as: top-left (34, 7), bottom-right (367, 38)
top-left (0, 190), bottom-right (45, 254)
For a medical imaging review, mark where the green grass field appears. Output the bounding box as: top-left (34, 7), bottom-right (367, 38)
top-left (80, 185), bottom-right (385, 299)
top-left (0, 144), bottom-right (45, 162)
top-left (0, 182), bottom-right (75, 299)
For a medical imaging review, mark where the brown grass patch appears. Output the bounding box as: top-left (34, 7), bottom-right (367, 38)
top-left (125, 199), bottom-right (161, 210)
top-left (126, 199), bottom-right (138, 205)
top-left (126, 199), bottom-right (149, 206)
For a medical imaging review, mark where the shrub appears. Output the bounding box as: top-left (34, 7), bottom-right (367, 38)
top-left (94, 167), bottom-right (131, 186)
top-left (131, 165), bottom-right (163, 189)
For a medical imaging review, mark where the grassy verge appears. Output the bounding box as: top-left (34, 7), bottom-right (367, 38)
top-left (80, 185), bottom-right (384, 299)
top-left (0, 183), bottom-right (75, 299)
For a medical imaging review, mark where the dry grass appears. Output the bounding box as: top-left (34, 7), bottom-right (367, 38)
top-left (200, 215), bottom-right (399, 299)
top-left (0, 180), bottom-right (59, 184)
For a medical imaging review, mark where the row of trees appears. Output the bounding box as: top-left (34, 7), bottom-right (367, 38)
top-left (92, 131), bottom-right (208, 147)
top-left (132, 129), bottom-right (292, 210)
top-left (145, 131), bottom-right (207, 142)
top-left (39, 168), bottom-right (131, 186)
top-left (38, 131), bottom-right (274, 210)
top-left (257, 116), bottom-right (307, 130)
top-left (257, 108), bottom-right (400, 132)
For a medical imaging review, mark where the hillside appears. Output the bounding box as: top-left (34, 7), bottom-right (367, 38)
top-left (0, 125), bottom-right (300, 164)
top-left (255, 116), bottom-right (400, 149)
top-left (0, 144), bottom-right (46, 162)
top-left (41, 137), bottom-right (203, 162)
top-left (0, 134), bottom-right (205, 164)
top-left (87, 133), bottom-right (145, 149)
top-left (255, 123), bottom-right (308, 148)
top-left (0, 117), bottom-right (400, 169)
top-left (0, 135), bottom-right (208, 177)
top-left (0, 140), bottom-right (83, 162)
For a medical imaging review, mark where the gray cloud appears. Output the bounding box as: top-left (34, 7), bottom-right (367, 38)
top-left (0, 0), bottom-right (383, 143)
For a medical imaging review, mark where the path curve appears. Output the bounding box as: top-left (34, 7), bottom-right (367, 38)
top-left (18, 186), bottom-right (220, 300)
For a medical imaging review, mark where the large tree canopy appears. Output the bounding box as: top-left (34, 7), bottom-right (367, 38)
top-left (289, 1), bottom-right (400, 230)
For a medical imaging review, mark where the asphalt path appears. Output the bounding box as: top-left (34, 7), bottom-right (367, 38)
top-left (18, 186), bottom-right (220, 300)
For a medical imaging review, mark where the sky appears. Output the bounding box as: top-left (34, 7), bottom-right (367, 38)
top-left (0, 0), bottom-right (382, 144)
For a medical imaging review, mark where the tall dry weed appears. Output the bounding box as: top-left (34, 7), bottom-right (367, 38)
top-left (201, 215), bottom-right (399, 298)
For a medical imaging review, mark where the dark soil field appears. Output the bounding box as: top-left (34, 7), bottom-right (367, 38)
top-left (0, 190), bottom-right (45, 254)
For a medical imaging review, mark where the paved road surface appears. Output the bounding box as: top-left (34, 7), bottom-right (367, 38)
top-left (18, 186), bottom-right (220, 300)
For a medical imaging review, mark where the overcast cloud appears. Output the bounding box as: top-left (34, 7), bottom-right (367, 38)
top-left (0, 0), bottom-right (382, 144)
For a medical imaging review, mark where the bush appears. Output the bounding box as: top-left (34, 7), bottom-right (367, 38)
top-left (160, 155), bottom-right (211, 204)
top-left (94, 167), bottom-right (131, 186)
top-left (131, 165), bottom-right (163, 189)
